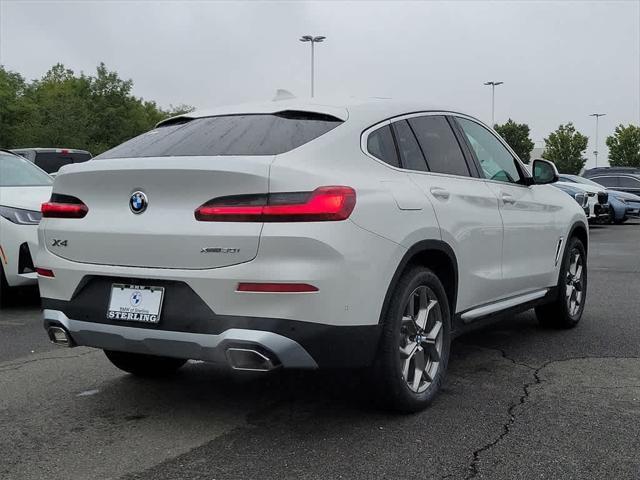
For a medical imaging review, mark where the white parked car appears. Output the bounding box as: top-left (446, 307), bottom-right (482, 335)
top-left (555, 177), bottom-right (609, 222)
top-left (0, 150), bottom-right (52, 302)
top-left (37, 99), bottom-right (588, 411)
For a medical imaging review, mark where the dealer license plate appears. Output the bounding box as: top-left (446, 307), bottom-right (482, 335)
top-left (107, 284), bottom-right (165, 323)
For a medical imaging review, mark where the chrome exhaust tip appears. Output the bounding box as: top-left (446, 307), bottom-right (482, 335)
top-left (225, 347), bottom-right (279, 372)
top-left (47, 326), bottom-right (73, 347)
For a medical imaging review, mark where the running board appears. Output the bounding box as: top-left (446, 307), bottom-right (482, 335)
top-left (461, 289), bottom-right (549, 323)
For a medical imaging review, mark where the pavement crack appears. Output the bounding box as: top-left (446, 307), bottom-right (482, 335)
top-left (0, 350), bottom-right (97, 374)
top-left (465, 361), bottom-right (544, 480)
top-left (463, 353), bottom-right (640, 479)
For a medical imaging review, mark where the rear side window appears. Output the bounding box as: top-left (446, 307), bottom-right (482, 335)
top-left (391, 120), bottom-right (427, 171)
top-left (408, 116), bottom-right (470, 177)
top-left (34, 152), bottom-right (92, 173)
top-left (367, 125), bottom-right (400, 167)
top-left (592, 176), bottom-right (619, 188)
top-left (96, 112), bottom-right (342, 159)
top-left (618, 176), bottom-right (640, 188)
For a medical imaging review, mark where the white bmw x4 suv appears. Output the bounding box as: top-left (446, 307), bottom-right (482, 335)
top-left (38, 99), bottom-right (588, 412)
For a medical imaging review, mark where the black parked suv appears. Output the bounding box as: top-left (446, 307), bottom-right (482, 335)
top-left (10, 148), bottom-right (92, 175)
top-left (583, 167), bottom-right (640, 195)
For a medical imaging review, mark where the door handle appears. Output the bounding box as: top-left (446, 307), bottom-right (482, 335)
top-left (430, 187), bottom-right (450, 200)
top-left (501, 192), bottom-right (516, 205)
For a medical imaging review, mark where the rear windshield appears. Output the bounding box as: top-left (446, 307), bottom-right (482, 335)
top-left (0, 152), bottom-right (53, 186)
top-left (35, 152), bottom-right (92, 173)
top-left (95, 112), bottom-right (343, 159)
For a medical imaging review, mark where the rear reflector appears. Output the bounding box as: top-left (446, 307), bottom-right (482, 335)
top-left (36, 268), bottom-right (55, 277)
top-left (42, 195), bottom-right (88, 218)
top-left (237, 282), bottom-right (319, 293)
top-left (195, 186), bottom-right (356, 222)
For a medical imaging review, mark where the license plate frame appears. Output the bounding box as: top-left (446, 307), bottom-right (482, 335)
top-left (107, 284), bottom-right (165, 324)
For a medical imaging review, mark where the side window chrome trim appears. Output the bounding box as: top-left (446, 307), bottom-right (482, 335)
top-left (361, 111), bottom-right (483, 179)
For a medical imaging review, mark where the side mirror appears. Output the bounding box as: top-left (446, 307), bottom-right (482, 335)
top-left (532, 158), bottom-right (559, 185)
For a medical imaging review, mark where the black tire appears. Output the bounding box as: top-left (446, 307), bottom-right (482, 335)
top-left (535, 236), bottom-right (587, 329)
top-left (614, 216), bottom-right (627, 225)
top-left (104, 350), bottom-right (187, 377)
top-left (373, 266), bottom-right (451, 413)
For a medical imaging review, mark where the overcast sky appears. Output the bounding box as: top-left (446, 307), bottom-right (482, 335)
top-left (1, 0), bottom-right (639, 166)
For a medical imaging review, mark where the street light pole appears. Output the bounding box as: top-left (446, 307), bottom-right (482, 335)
top-left (299, 35), bottom-right (326, 97)
top-left (484, 81), bottom-right (504, 127)
top-left (589, 113), bottom-right (606, 167)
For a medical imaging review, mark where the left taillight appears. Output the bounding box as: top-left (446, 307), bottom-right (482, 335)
top-left (41, 194), bottom-right (88, 219)
top-left (195, 186), bottom-right (356, 222)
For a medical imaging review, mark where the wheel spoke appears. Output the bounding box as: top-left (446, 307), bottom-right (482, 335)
top-left (416, 299), bottom-right (438, 331)
top-left (412, 349), bottom-right (426, 391)
top-left (399, 341), bottom-right (417, 359)
top-left (574, 265), bottom-right (582, 282)
top-left (565, 284), bottom-right (574, 299)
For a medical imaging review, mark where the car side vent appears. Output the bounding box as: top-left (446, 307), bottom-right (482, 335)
top-left (18, 242), bottom-right (35, 274)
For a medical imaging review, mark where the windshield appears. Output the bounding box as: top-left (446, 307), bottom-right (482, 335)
top-left (0, 152), bottom-right (53, 187)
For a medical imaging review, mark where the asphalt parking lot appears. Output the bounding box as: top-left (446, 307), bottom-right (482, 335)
top-left (1, 221), bottom-right (639, 480)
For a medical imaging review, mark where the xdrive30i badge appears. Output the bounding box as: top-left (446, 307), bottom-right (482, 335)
top-left (129, 191), bottom-right (148, 214)
top-left (201, 247), bottom-right (241, 254)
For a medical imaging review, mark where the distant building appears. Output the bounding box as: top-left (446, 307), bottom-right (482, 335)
top-left (531, 147), bottom-right (544, 159)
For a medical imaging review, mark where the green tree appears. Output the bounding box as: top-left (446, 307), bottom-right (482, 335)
top-left (542, 123), bottom-right (589, 174)
top-left (606, 124), bottom-right (640, 167)
top-left (494, 119), bottom-right (535, 163)
top-left (11, 63), bottom-right (93, 149)
top-left (0, 62), bottom-right (192, 154)
top-left (0, 66), bottom-right (28, 147)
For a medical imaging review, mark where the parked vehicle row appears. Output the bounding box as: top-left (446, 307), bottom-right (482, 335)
top-left (558, 174), bottom-right (640, 224)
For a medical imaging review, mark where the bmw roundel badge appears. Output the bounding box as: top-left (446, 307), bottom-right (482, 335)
top-left (129, 191), bottom-right (148, 214)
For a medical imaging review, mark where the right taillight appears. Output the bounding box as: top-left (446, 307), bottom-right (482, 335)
top-left (195, 186), bottom-right (356, 222)
top-left (42, 194), bottom-right (88, 219)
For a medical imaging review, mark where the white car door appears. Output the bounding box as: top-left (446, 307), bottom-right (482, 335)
top-left (389, 115), bottom-right (505, 313)
top-left (454, 116), bottom-right (564, 296)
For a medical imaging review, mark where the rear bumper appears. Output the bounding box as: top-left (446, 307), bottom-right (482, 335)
top-left (42, 304), bottom-right (381, 369)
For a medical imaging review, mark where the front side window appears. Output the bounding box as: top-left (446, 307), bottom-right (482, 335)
top-left (96, 112), bottom-right (343, 159)
top-left (367, 125), bottom-right (400, 167)
top-left (407, 116), bottom-right (470, 177)
top-left (0, 152), bottom-right (53, 187)
top-left (456, 117), bottom-right (523, 184)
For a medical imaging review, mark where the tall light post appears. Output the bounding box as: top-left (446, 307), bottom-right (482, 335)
top-left (484, 81), bottom-right (504, 127)
top-left (589, 113), bottom-right (606, 167)
top-left (299, 35), bottom-right (325, 97)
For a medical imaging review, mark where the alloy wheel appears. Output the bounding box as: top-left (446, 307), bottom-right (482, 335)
top-left (566, 249), bottom-right (584, 317)
top-left (398, 286), bottom-right (444, 393)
